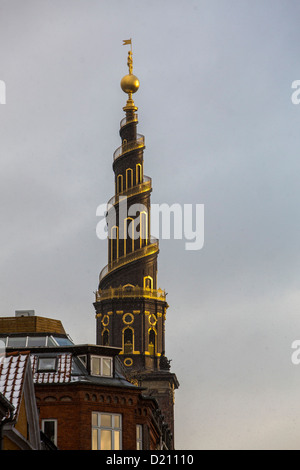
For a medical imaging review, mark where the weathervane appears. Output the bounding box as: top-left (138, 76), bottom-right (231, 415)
top-left (123, 38), bottom-right (133, 74)
top-left (121, 38), bottom-right (140, 112)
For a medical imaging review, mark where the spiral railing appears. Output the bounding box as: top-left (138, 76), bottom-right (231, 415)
top-left (113, 134), bottom-right (145, 162)
top-left (120, 114), bottom-right (138, 129)
top-left (96, 285), bottom-right (166, 302)
top-left (107, 175), bottom-right (152, 207)
top-left (99, 237), bottom-right (159, 283)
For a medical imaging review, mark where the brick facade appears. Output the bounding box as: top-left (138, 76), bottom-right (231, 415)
top-left (35, 383), bottom-right (164, 450)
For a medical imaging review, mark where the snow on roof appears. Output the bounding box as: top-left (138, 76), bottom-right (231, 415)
top-left (0, 352), bottom-right (30, 419)
top-left (31, 353), bottom-right (73, 384)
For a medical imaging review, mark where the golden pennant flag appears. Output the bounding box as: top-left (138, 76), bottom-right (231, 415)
top-left (123, 39), bottom-right (132, 46)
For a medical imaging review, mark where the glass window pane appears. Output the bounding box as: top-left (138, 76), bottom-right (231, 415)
top-left (72, 358), bottom-right (84, 375)
top-left (53, 336), bottom-right (73, 346)
top-left (101, 414), bottom-right (112, 428)
top-left (92, 413), bottom-right (98, 427)
top-left (47, 336), bottom-right (57, 346)
top-left (92, 429), bottom-right (98, 450)
top-left (114, 415), bottom-right (121, 429)
top-left (7, 336), bottom-right (26, 347)
top-left (102, 358), bottom-right (112, 377)
top-left (91, 357), bottom-right (101, 375)
top-left (78, 355), bottom-right (87, 367)
top-left (38, 357), bottom-right (56, 371)
top-left (136, 424), bottom-right (142, 450)
top-left (43, 421), bottom-right (55, 443)
top-left (27, 336), bottom-right (46, 347)
top-left (114, 431), bottom-right (121, 450)
top-left (101, 430), bottom-right (112, 450)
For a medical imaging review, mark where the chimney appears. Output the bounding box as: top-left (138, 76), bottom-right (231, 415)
top-left (15, 310), bottom-right (35, 317)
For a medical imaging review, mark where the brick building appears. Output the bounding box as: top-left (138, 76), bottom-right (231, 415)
top-left (0, 313), bottom-right (173, 450)
top-left (0, 45), bottom-right (179, 451)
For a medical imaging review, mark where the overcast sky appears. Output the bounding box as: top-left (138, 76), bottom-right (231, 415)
top-left (1, 0), bottom-right (300, 450)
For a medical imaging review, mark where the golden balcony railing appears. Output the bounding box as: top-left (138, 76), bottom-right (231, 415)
top-left (113, 134), bottom-right (145, 162)
top-left (99, 237), bottom-right (159, 283)
top-left (95, 285), bottom-right (166, 302)
top-left (120, 114), bottom-right (138, 129)
top-left (107, 175), bottom-right (152, 207)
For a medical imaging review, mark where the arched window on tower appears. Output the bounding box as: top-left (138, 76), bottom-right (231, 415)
top-left (124, 217), bottom-right (134, 255)
top-left (136, 163), bottom-right (142, 185)
top-left (148, 329), bottom-right (156, 356)
top-left (123, 328), bottom-right (134, 354)
top-left (144, 276), bottom-right (153, 290)
top-left (102, 329), bottom-right (109, 346)
top-left (110, 226), bottom-right (119, 263)
top-left (140, 211), bottom-right (148, 248)
top-left (117, 174), bottom-right (123, 194)
top-left (126, 168), bottom-right (133, 190)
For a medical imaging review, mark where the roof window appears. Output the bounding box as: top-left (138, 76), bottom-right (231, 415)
top-left (37, 357), bottom-right (57, 372)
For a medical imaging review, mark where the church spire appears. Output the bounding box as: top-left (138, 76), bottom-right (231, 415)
top-left (94, 43), bottom-right (179, 445)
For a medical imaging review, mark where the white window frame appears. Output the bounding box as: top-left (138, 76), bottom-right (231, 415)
top-left (136, 424), bottom-right (143, 450)
top-left (90, 355), bottom-right (113, 378)
top-left (91, 412), bottom-right (122, 450)
top-left (42, 419), bottom-right (58, 446)
top-left (4, 335), bottom-right (63, 348)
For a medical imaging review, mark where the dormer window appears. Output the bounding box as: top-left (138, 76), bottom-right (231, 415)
top-left (38, 357), bottom-right (57, 372)
top-left (91, 356), bottom-right (113, 378)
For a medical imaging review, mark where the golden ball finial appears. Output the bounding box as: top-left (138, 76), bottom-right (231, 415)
top-left (120, 74), bottom-right (140, 94)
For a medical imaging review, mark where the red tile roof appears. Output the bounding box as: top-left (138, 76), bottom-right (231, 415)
top-left (0, 352), bottom-right (30, 419)
top-left (31, 353), bottom-right (73, 384)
